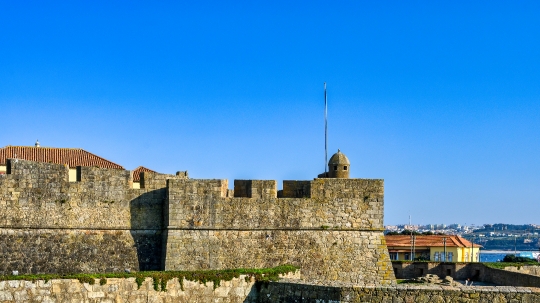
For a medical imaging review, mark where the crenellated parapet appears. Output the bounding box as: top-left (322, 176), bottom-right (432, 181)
top-left (0, 158), bottom-right (394, 285)
top-left (164, 178), bottom-right (383, 230)
top-left (163, 177), bottom-right (394, 285)
top-left (233, 180), bottom-right (277, 198)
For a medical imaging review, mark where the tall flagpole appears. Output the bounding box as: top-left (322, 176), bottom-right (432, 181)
top-left (324, 82), bottom-right (328, 176)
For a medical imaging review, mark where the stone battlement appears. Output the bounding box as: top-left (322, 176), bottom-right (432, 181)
top-left (0, 158), bottom-right (394, 285)
top-left (163, 177), bottom-right (393, 285)
top-left (4, 158), bottom-right (185, 190)
top-left (0, 159), bottom-right (185, 230)
top-left (165, 178), bottom-right (384, 230)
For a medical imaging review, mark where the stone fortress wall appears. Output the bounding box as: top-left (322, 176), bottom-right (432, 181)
top-left (0, 159), bottom-right (186, 274)
top-left (164, 178), bottom-right (395, 285)
top-left (0, 158), bottom-right (395, 285)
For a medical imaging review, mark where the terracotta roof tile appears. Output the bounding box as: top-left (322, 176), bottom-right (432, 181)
top-left (132, 166), bottom-right (157, 182)
top-left (0, 146), bottom-right (124, 169)
top-left (385, 235), bottom-right (481, 248)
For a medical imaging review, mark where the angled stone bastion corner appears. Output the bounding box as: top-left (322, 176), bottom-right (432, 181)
top-left (163, 177), bottom-right (396, 285)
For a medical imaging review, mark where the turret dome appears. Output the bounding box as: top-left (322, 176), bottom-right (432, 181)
top-left (327, 149), bottom-right (350, 178)
top-left (328, 149), bottom-right (350, 165)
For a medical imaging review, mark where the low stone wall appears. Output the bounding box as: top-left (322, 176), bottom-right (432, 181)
top-left (392, 262), bottom-right (479, 280)
top-left (392, 262), bottom-right (540, 288)
top-left (260, 280), bottom-right (540, 303)
top-left (0, 275), bottom-right (262, 303)
top-left (483, 266), bottom-right (540, 288)
top-left (504, 265), bottom-right (540, 276)
top-left (0, 276), bottom-right (538, 303)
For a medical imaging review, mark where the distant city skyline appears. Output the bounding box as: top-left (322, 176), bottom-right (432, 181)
top-left (386, 223), bottom-right (540, 229)
top-left (1, 1), bottom-right (540, 225)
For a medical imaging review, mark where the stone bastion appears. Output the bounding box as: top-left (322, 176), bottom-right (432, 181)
top-left (0, 158), bottom-right (395, 286)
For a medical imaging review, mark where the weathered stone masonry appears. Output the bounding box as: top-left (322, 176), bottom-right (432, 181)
top-left (0, 159), bottom-right (395, 286)
top-left (164, 178), bottom-right (395, 285)
top-left (0, 277), bottom-right (538, 303)
top-left (0, 159), bottom-right (185, 274)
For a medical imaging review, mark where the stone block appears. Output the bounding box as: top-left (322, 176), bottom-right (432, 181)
top-left (0, 291), bottom-right (13, 301)
top-left (88, 291), bottom-right (106, 298)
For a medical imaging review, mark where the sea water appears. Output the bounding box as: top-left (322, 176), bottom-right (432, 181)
top-left (479, 250), bottom-right (540, 262)
top-left (479, 252), bottom-right (510, 262)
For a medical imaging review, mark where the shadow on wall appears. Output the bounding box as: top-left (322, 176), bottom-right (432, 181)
top-left (129, 188), bottom-right (167, 271)
top-left (242, 282), bottom-right (342, 303)
top-left (242, 284), bottom-right (260, 303)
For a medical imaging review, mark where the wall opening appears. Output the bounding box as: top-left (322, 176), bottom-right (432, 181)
top-left (76, 166), bottom-right (82, 182)
top-left (6, 160), bottom-right (12, 174)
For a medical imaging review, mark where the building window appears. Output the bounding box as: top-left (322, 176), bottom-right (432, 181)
top-left (389, 252), bottom-right (398, 260)
top-left (344, 166), bottom-right (347, 170)
top-left (434, 252), bottom-right (440, 261)
top-left (334, 166), bottom-right (337, 171)
top-left (404, 253), bottom-right (410, 260)
top-left (465, 252), bottom-right (469, 262)
top-left (447, 252), bottom-right (453, 262)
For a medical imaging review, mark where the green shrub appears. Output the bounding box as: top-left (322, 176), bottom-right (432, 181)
top-left (502, 254), bottom-right (538, 263)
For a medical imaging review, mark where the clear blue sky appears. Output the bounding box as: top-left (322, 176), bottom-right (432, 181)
top-left (1, 1), bottom-right (539, 226)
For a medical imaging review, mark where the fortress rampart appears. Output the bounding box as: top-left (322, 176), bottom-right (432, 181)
top-left (0, 159), bottom-right (185, 273)
top-left (1, 159), bottom-right (186, 230)
top-left (0, 158), bottom-right (395, 285)
top-left (164, 178), bottom-right (394, 285)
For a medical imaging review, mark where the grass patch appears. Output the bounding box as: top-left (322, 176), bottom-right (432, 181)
top-left (483, 262), bottom-right (539, 270)
top-left (0, 265), bottom-right (298, 291)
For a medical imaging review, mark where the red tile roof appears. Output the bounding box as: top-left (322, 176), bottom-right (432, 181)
top-left (0, 146), bottom-right (124, 169)
top-left (385, 235), bottom-right (481, 248)
top-left (132, 166), bottom-right (157, 182)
